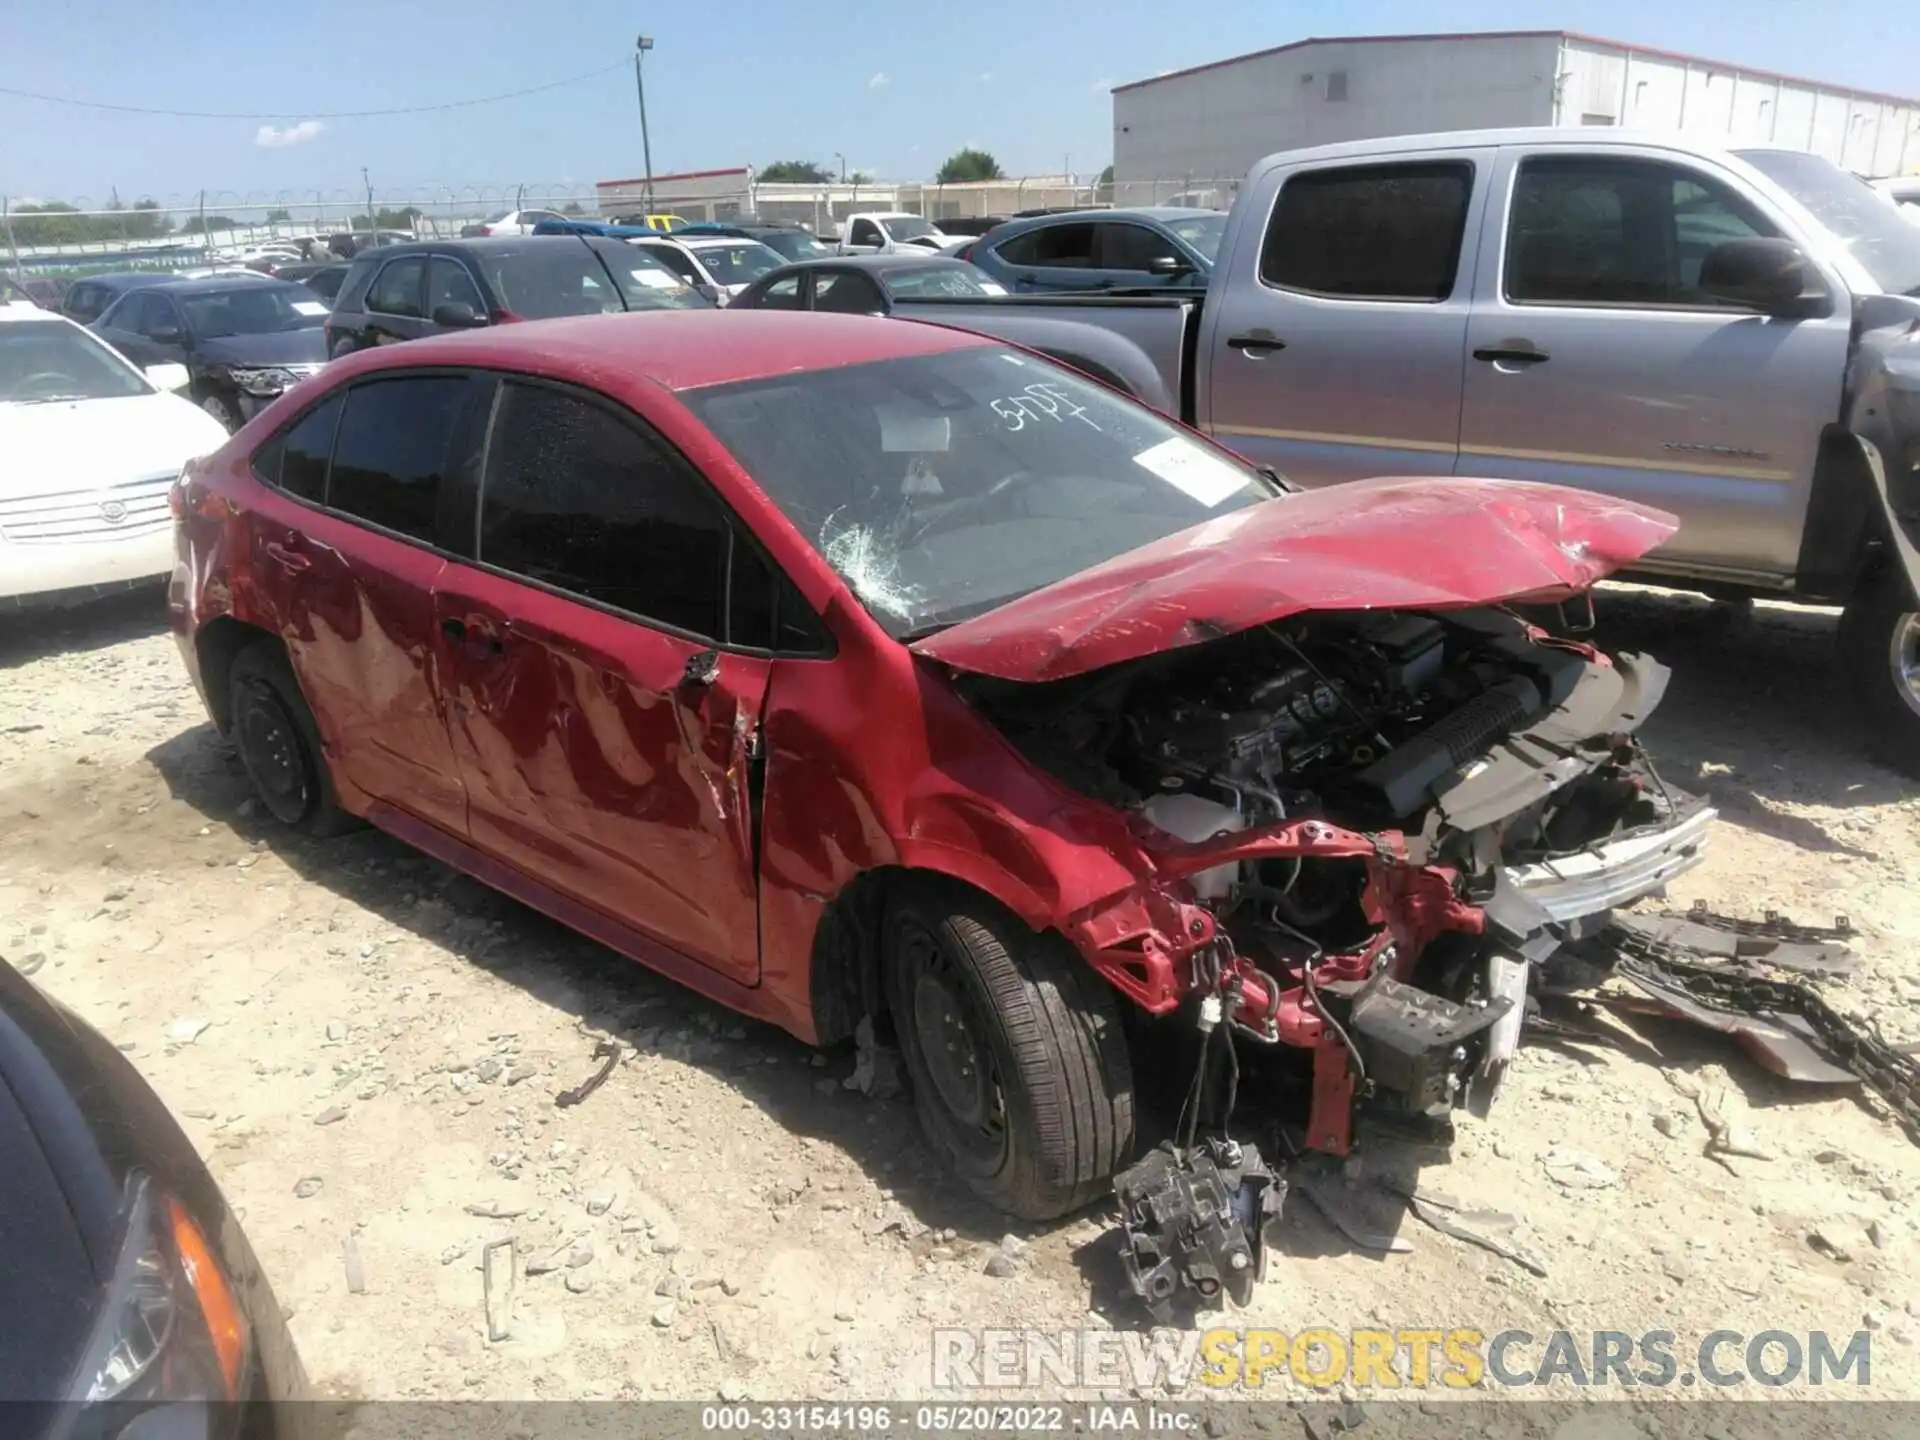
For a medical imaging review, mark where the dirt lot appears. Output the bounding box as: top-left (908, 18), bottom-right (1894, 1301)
top-left (3, 584), bottom-right (1918, 1410)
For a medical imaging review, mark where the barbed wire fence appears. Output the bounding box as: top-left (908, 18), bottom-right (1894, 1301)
top-left (3, 175), bottom-right (1244, 272)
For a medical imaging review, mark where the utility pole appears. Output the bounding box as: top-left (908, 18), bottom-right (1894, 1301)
top-left (634, 35), bottom-right (657, 213)
top-left (2, 197), bottom-right (21, 274)
top-left (362, 167), bottom-right (374, 231)
top-left (835, 152), bottom-right (846, 182)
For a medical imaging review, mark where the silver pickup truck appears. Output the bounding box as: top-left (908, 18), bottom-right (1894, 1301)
top-left (905, 128), bottom-right (1920, 774)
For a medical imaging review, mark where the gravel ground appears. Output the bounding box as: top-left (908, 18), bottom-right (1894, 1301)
top-left (2, 583), bottom-right (1918, 1413)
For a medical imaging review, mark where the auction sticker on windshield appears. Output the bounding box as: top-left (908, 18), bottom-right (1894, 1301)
top-left (291, 300), bottom-right (329, 316)
top-left (631, 269), bottom-right (682, 289)
top-left (1133, 436), bottom-right (1249, 507)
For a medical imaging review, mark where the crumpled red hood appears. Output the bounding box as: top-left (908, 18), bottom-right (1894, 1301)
top-left (910, 477), bottom-right (1677, 682)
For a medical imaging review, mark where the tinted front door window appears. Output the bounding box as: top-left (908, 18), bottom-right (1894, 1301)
top-left (328, 376), bottom-right (470, 542)
top-left (367, 257), bottom-right (425, 317)
top-left (478, 382), bottom-right (729, 639)
top-left (426, 258), bottom-right (485, 317)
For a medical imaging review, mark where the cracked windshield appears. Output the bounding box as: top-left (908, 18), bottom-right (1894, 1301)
top-left (685, 348), bottom-right (1273, 634)
top-left (8, 0), bottom-right (1920, 1426)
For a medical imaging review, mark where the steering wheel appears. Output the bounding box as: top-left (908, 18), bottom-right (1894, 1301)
top-left (896, 469), bottom-right (1045, 548)
top-left (15, 371), bottom-right (81, 397)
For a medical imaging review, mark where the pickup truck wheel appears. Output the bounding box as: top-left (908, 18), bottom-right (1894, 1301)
top-left (884, 882), bottom-right (1134, 1220)
top-left (228, 643), bottom-right (358, 837)
top-left (1838, 567), bottom-right (1920, 778)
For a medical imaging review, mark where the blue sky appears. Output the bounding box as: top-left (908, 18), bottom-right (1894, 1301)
top-left (0, 0), bottom-right (1898, 206)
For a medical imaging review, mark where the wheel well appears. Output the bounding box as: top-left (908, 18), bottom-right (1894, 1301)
top-left (1032, 350), bottom-right (1134, 397)
top-left (807, 866), bottom-right (1062, 1047)
top-left (195, 617), bottom-right (280, 732)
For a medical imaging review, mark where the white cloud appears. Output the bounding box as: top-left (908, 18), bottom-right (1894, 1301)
top-left (979, 71), bottom-right (993, 85)
top-left (256, 119), bottom-right (325, 149)
top-left (868, 71), bottom-right (889, 90)
top-left (1089, 77), bottom-right (1114, 94)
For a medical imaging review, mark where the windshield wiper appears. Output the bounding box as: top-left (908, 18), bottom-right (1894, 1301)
top-left (14, 393), bottom-right (96, 406)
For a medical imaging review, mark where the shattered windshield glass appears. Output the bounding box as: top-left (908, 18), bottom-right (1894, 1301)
top-left (682, 348), bottom-right (1275, 636)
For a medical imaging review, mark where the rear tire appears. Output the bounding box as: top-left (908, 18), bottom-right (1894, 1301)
top-left (228, 643), bottom-right (357, 837)
top-left (1839, 565), bottom-right (1920, 779)
top-left (884, 880), bottom-right (1134, 1220)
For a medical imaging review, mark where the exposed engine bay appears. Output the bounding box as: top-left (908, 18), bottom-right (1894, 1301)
top-left (962, 608), bottom-right (1711, 1124)
top-left (960, 604), bottom-right (1714, 1319)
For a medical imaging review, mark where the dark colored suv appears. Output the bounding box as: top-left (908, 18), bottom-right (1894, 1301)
top-left (325, 236), bottom-right (709, 356)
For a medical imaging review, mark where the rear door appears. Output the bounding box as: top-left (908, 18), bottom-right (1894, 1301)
top-left (245, 373), bottom-right (480, 835)
top-left (1457, 146), bottom-right (1852, 579)
top-left (359, 256), bottom-right (431, 345)
top-left (1199, 149), bottom-right (1491, 487)
top-left (431, 377), bottom-right (777, 987)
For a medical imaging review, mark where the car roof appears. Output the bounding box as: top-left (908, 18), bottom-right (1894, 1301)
top-left (325, 310), bottom-right (991, 392)
top-left (0, 302), bottom-right (77, 324)
top-left (769, 254), bottom-right (969, 274)
top-left (70, 271), bottom-right (182, 291)
top-left (138, 275), bottom-right (309, 295)
top-left (348, 236), bottom-right (591, 259)
top-left (995, 206), bottom-right (1218, 229)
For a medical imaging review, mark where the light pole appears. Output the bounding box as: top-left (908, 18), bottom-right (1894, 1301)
top-left (834, 152), bottom-right (846, 182)
top-left (634, 35), bottom-right (657, 214)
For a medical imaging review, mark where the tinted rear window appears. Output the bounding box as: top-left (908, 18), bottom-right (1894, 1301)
top-left (471, 243), bottom-right (703, 316)
top-left (328, 377), bottom-right (470, 543)
top-left (1260, 162), bottom-right (1473, 301)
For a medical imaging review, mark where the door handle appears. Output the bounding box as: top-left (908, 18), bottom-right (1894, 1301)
top-left (263, 539), bottom-right (310, 573)
top-left (441, 616), bottom-right (505, 656)
top-left (1472, 343), bottom-right (1550, 364)
top-left (1227, 332), bottom-right (1286, 354)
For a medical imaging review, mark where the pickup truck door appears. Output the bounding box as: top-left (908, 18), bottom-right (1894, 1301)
top-left (1457, 144), bottom-right (1852, 582)
top-left (1198, 146), bottom-right (1493, 487)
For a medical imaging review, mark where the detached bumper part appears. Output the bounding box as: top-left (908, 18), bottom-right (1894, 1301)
top-left (1503, 803), bottom-right (1716, 923)
top-left (1112, 1139), bottom-right (1285, 1325)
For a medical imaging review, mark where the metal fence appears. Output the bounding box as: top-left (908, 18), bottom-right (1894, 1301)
top-left (3, 175), bottom-right (1246, 271)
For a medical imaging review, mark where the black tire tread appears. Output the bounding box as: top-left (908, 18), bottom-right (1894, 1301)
top-left (892, 881), bottom-right (1133, 1219)
top-left (1838, 566), bottom-right (1920, 779)
top-left (229, 641), bottom-right (359, 838)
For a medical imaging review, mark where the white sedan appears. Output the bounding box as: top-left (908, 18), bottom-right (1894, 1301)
top-left (465, 208), bottom-right (568, 237)
top-left (624, 235), bottom-right (786, 303)
top-left (0, 305), bottom-right (231, 608)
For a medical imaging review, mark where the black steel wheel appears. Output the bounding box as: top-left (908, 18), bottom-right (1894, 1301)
top-left (885, 880), bottom-right (1134, 1220)
top-left (228, 643), bottom-right (355, 836)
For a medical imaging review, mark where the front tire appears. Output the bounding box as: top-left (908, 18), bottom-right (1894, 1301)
top-left (228, 643), bottom-right (357, 837)
top-left (200, 391), bottom-right (242, 433)
top-left (884, 881), bottom-right (1133, 1220)
top-left (1839, 565), bottom-right (1920, 778)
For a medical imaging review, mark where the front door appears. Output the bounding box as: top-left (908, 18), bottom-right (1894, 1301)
top-left (359, 256), bottom-right (432, 346)
top-left (1200, 149), bottom-right (1492, 487)
top-left (245, 374), bottom-right (480, 835)
top-left (433, 377), bottom-right (769, 986)
top-left (1457, 146), bottom-right (1853, 580)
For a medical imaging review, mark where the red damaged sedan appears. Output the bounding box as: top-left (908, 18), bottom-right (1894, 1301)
top-left (169, 311), bottom-right (1712, 1221)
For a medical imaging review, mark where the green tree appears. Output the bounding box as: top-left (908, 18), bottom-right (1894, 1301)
top-left (759, 160), bottom-right (832, 183)
top-left (265, 207), bottom-right (293, 224)
top-left (373, 206), bottom-right (421, 230)
top-left (936, 148), bottom-right (1004, 183)
top-left (1095, 164), bottom-right (1114, 203)
top-left (129, 199), bottom-right (170, 237)
top-left (848, 170), bottom-right (874, 185)
top-left (11, 202), bottom-right (86, 247)
top-left (560, 200), bottom-right (586, 216)
top-left (178, 214), bottom-right (239, 235)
